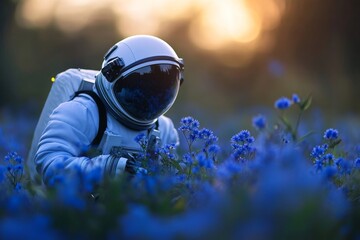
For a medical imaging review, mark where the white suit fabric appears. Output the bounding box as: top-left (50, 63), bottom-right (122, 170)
top-left (35, 93), bottom-right (179, 185)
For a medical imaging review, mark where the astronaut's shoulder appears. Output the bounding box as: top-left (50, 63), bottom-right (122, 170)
top-left (71, 92), bottom-right (97, 108)
top-left (158, 115), bottom-right (176, 129)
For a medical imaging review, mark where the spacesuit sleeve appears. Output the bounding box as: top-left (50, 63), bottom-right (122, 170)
top-left (34, 95), bottom-right (123, 185)
top-left (159, 116), bottom-right (180, 147)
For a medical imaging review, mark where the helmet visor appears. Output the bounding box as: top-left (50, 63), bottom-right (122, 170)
top-left (113, 64), bottom-right (180, 121)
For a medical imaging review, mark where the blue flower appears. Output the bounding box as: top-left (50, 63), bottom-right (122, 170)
top-left (310, 144), bottom-right (328, 159)
top-left (335, 157), bottom-right (343, 167)
top-left (14, 183), bottom-right (22, 191)
top-left (192, 166), bottom-right (200, 174)
top-left (157, 144), bottom-right (177, 166)
top-left (182, 153), bottom-right (193, 166)
top-left (0, 165), bottom-right (6, 183)
top-left (233, 147), bottom-right (247, 160)
top-left (324, 128), bottom-right (339, 140)
top-left (6, 194), bottom-right (27, 213)
top-left (179, 116), bottom-right (200, 132)
top-left (14, 164), bottom-right (23, 172)
top-left (231, 130), bottom-right (251, 143)
top-left (179, 117), bottom-right (202, 146)
top-left (216, 159), bottom-right (243, 181)
top-left (314, 159), bottom-right (323, 172)
top-left (199, 128), bottom-right (212, 140)
top-left (252, 114), bottom-right (266, 130)
top-left (322, 153), bottom-right (334, 165)
top-left (134, 133), bottom-right (146, 143)
top-left (119, 204), bottom-right (217, 239)
top-left (231, 130), bottom-right (255, 161)
top-left (322, 166), bottom-right (337, 180)
top-left (83, 167), bottom-right (102, 193)
top-left (208, 144), bottom-right (221, 155)
top-left (0, 214), bottom-right (61, 240)
top-left (58, 184), bottom-right (86, 210)
top-left (292, 94), bottom-right (301, 104)
top-left (197, 153), bottom-right (213, 169)
top-left (354, 158), bottom-right (360, 169)
top-left (189, 129), bottom-right (199, 142)
top-left (199, 128), bottom-right (218, 147)
top-left (274, 97), bottom-right (292, 110)
top-left (134, 133), bottom-right (148, 149)
top-left (4, 152), bottom-right (22, 163)
top-left (334, 158), bottom-right (352, 175)
top-left (4, 152), bottom-right (13, 162)
top-left (144, 176), bottom-right (157, 195)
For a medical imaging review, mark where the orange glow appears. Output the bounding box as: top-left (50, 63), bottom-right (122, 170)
top-left (112, 0), bottom-right (196, 36)
top-left (16, 0), bottom-right (54, 28)
top-left (15, 0), bottom-right (286, 50)
top-left (189, 0), bottom-right (261, 50)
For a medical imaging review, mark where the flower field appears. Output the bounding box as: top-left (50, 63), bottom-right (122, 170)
top-left (0, 94), bottom-right (360, 239)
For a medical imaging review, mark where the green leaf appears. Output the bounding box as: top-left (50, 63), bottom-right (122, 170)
top-left (300, 94), bottom-right (312, 111)
top-left (170, 159), bottom-right (183, 172)
top-left (297, 131), bottom-right (315, 143)
top-left (279, 114), bottom-right (293, 133)
top-left (329, 139), bottom-right (342, 149)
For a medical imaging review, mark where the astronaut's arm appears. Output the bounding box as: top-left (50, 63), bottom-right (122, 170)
top-left (159, 116), bottom-right (180, 147)
top-left (34, 97), bottom-right (126, 185)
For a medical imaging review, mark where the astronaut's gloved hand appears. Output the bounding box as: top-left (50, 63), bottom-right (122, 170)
top-left (124, 156), bottom-right (148, 175)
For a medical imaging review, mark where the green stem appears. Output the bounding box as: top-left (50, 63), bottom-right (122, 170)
top-left (294, 110), bottom-right (304, 141)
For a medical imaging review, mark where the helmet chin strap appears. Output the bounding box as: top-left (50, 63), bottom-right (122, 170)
top-left (95, 75), bottom-right (156, 131)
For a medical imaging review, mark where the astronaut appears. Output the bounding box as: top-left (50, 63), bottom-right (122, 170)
top-left (34, 35), bottom-right (184, 185)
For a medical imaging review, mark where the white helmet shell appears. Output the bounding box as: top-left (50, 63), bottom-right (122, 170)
top-left (96, 35), bottom-right (184, 130)
top-left (102, 35), bottom-right (180, 68)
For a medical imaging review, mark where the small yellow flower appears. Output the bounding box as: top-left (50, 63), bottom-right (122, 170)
top-left (51, 77), bottom-right (55, 82)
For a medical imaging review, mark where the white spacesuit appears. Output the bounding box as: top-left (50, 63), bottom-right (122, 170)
top-left (34, 35), bottom-right (184, 184)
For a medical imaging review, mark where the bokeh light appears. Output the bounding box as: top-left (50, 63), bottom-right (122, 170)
top-left (16, 0), bottom-right (286, 51)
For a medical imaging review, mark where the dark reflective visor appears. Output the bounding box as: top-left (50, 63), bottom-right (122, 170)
top-left (113, 64), bottom-right (180, 121)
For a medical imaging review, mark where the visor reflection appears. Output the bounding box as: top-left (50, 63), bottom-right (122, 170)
top-left (113, 64), bottom-right (180, 121)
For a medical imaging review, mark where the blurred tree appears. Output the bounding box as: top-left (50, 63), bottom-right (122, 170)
top-left (0, 0), bottom-right (17, 107)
